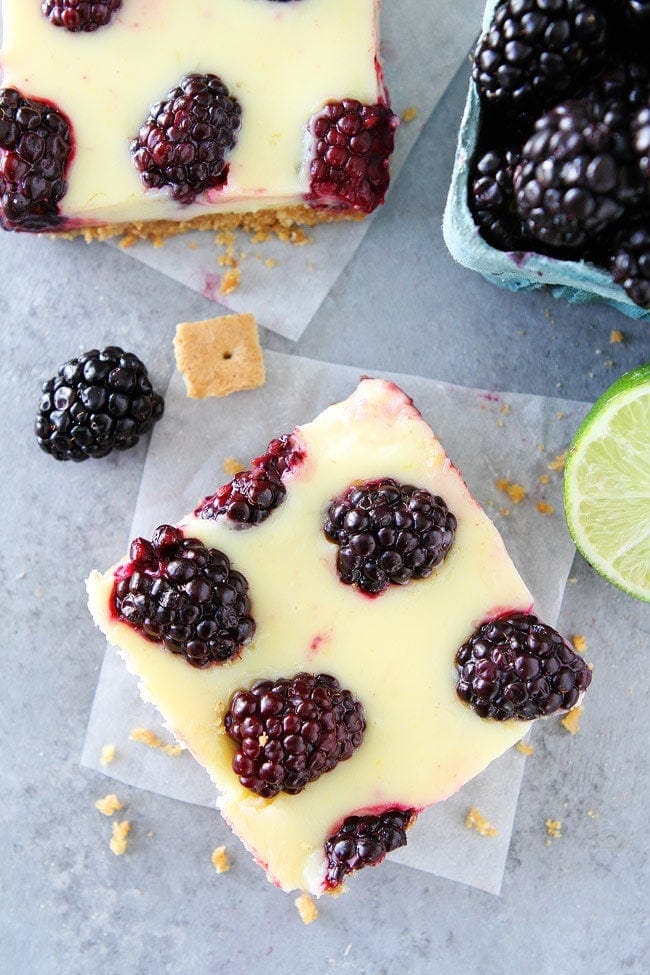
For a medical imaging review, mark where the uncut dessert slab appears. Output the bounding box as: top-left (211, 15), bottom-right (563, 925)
top-left (83, 351), bottom-right (588, 896)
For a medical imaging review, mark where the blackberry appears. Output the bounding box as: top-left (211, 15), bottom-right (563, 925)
top-left (306, 99), bottom-right (398, 214)
top-left (42, 1), bottom-right (122, 32)
top-left (472, 0), bottom-right (608, 111)
top-left (581, 62), bottom-right (650, 112)
top-left (324, 478), bottom-right (456, 595)
top-left (324, 809), bottom-right (415, 889)
top-left (0, 88), bottom-right (72, 231)
top-left (455, 613), bottom-right (592, 720)
top-left (513, 97), bottom-right (640, 249)
top-left (113, 525), bottom-right (255, 668)
top-left (224, 673), bottom-right (365, 798)
top-left (35, 346), bottom-right (164, 461)
top-left (469, 147), bottom-right (529, 250)
top-left (131, 73), bottom-right (241, 205)
top-left (195, 434), bottom-right (304, 526)
top-left (611, 223), bottom-right (650, 307)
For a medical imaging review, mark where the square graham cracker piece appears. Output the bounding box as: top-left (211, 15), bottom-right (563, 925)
top-left (174, 314), bottom-right (266, 399)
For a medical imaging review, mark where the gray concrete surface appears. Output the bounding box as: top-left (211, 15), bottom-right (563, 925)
top-left (1, 64), bottom-right (648, 975)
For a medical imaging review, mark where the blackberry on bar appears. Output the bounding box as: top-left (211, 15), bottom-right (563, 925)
top-left (0, 89), bottom-right (72, 231)
top-left (196, 434), bottom-right (304, 526)
top-left (225, 674), bottom-right (365, 798)
top-left (472, 0), bottom-right (608, 110)
top-left (131, 73), bottom-right (242, 204)
top-left (307, 100), bottom-right (398, 214)
top-left (35, 346), bottom-right (164, 461)
top-left (455, 613), bottom-right (592, 720)
top-left (113, 525), bottom-right (255, 668)
top-left (324, 810), bottom-right (415, 888)
top-left (42, 1), bottom-right (122, 32)
top-left (324, 478), bottom-right (456, 595)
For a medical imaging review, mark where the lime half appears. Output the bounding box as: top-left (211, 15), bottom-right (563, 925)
top-left (564, 364), bottom-right (650, 602)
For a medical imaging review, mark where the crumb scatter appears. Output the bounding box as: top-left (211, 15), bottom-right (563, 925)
top-left (95, 794), bottom-right (123, 817)
top-left (211, 846), bottom-right (230, 874)
top-left (516, 740), bottom-right (535, 756)
top-left (571, 634), bottom-right (587, 653)
top-left (130, 727), bottom-right (182, 756)
top-left (465, 806), bottom-right (498, 837)
top-left (561, 706), bottom-right (583, 735)
top-left (295, 892), bottom-right (318, 924)
top-left (100, 743), bottom-right (116, 765)
top-left (496, 478), bottom-right (527, 504)
top-left (110, 820), bottom-right (131, 856)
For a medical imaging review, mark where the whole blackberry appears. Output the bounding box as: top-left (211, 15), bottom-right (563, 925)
top-left (131, 73), bottom-right (242, 204)
top-left (324, 809), bottom-right (415, 889)
top-left (42, 0), bottom-right (122, 31)
top-left (306, 100), bottom-right (398, 214)
top-left (472, 0), bottom-right (608, 110)
top-left (35, 346), bottom-right (164, 461)
top-left (455, 613), bottom-right (592, 720)
top-left (324, 478), bottom-right (457, 595)
top-left (611, 223), bottom-right (650, 307)
top-left (513, 98), bottom-right (640, 249)
top-left (469, 146), bottom-right (529, 250)
top-left (195, 434), bottom-right (304, 526)
top-left (113, 525), bottom-right (255, 668)
top-left (224, 673), bottom-right (365, 798)
top-left (581, 62), bottom-right (650, 112)
top-left (0, 88), bottom-right (72, 231)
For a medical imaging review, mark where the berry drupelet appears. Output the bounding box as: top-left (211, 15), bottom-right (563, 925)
top-left (324, 809), bottom-right (415, 888)
top-left (196, 434), bottom-right (304, 526)
top-left (131, 73), bottom-right (241, 204)
top-left (35, 346), bottom-right (164, 461)
top-left (455, 613), bottom-right (592, 720)
top-left (225, 674), bottom-right (365, 798)
top-left (472, 0), bottom-right (608, 111)
top-left (324, 478), bottom-right (457, 595)
top-left (0, 89), bottom-right (72, 231)
top-left (307, 100), bottom-right (398, 214)
top-left (113, 525), bottom-right (255, 668)
top-left (513, 97), bottom-right (640, 249)
top-left (42, 1), bottom-right (122, 32)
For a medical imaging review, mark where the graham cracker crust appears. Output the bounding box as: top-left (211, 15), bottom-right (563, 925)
top-left (55, 204), bottom-right (365, 244)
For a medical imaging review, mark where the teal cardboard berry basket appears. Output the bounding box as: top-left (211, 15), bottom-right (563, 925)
top-left (442, 0), bottom-right (650, 322)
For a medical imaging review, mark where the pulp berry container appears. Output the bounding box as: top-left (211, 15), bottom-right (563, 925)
top-left (442, 0), bottom-right (650, 322)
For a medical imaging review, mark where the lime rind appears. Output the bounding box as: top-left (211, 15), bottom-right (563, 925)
top-left (564, 364), bottom-right (650, 603)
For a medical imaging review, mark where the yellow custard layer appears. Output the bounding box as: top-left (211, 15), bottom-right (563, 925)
top-left (1, 0), bottom-right (383, 225)
top-left (87, 380), bottom-right (532, 893)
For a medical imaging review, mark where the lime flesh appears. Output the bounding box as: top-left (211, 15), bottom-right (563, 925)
top-left (564, 364), bottom-right (650, 602)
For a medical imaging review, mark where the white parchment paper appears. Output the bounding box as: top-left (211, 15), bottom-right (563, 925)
top-left (82, 350), bottom-right (588, 895)
top-left (106, 0), bottom-right (486, 339)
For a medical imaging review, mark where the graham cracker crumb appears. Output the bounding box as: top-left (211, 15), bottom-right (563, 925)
top-left (516, 740), bottom-right (535, 756)
top-left (295, 893), bottom-right (318, 924)
top-left (216, 229), bottom-right (235, 249)
top-left (496, 478), bottom-right (527, 504)
top-left (539, 473), bottom-right (550, 484)
top-left (119, 234), bottom-right (138, 249)
top-left (130, 727), bottom-right (182, 756)
top-left (187, 241), bottom-right (198, 250)
top-left (211, 846), bottom-right (230, 874)
top-left (264, 257), bottom-right (277, 268)
top-left (258, 733), bottom-right (269, 746)
top-left (500, 403), bottom-right (511, 415)
top-left (556, 411), bottom-right (566, 420)
top-left (174, 314), bottom-right (265, 399)
top-left (536, 501), bottom-right (554, 516)
top-left (95, 794), bottom-right (123, 817)
top-left (609, 329), bottom-right (623, 344)
top-left (545, 819), bottom-right (562, 843)
top-left (499, 507), bottom-right (511, 517)
top-left (465, 806), bottom-right (498, 837)
top-left (110, 820), bottom-right (131, 856)
top-left (218, 253), bottom-right (237, 267)
top-left (571, 634), bottom-right (588, 653)
top-left (100, 743), bottom-right (116, 765)
top-left (220, 267), bottom-right (241, 295)
top-left (561, 706), bottom-right (583, 735)
top-left (223, 456), bottom-right (245, 476)
top-left (401, 106), bottom-right (419, 123)
top-left (548, 451), bottom-right (567, 472)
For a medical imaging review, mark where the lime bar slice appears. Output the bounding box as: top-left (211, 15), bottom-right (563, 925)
top-left (564, 364), bottom-right (650, 602)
